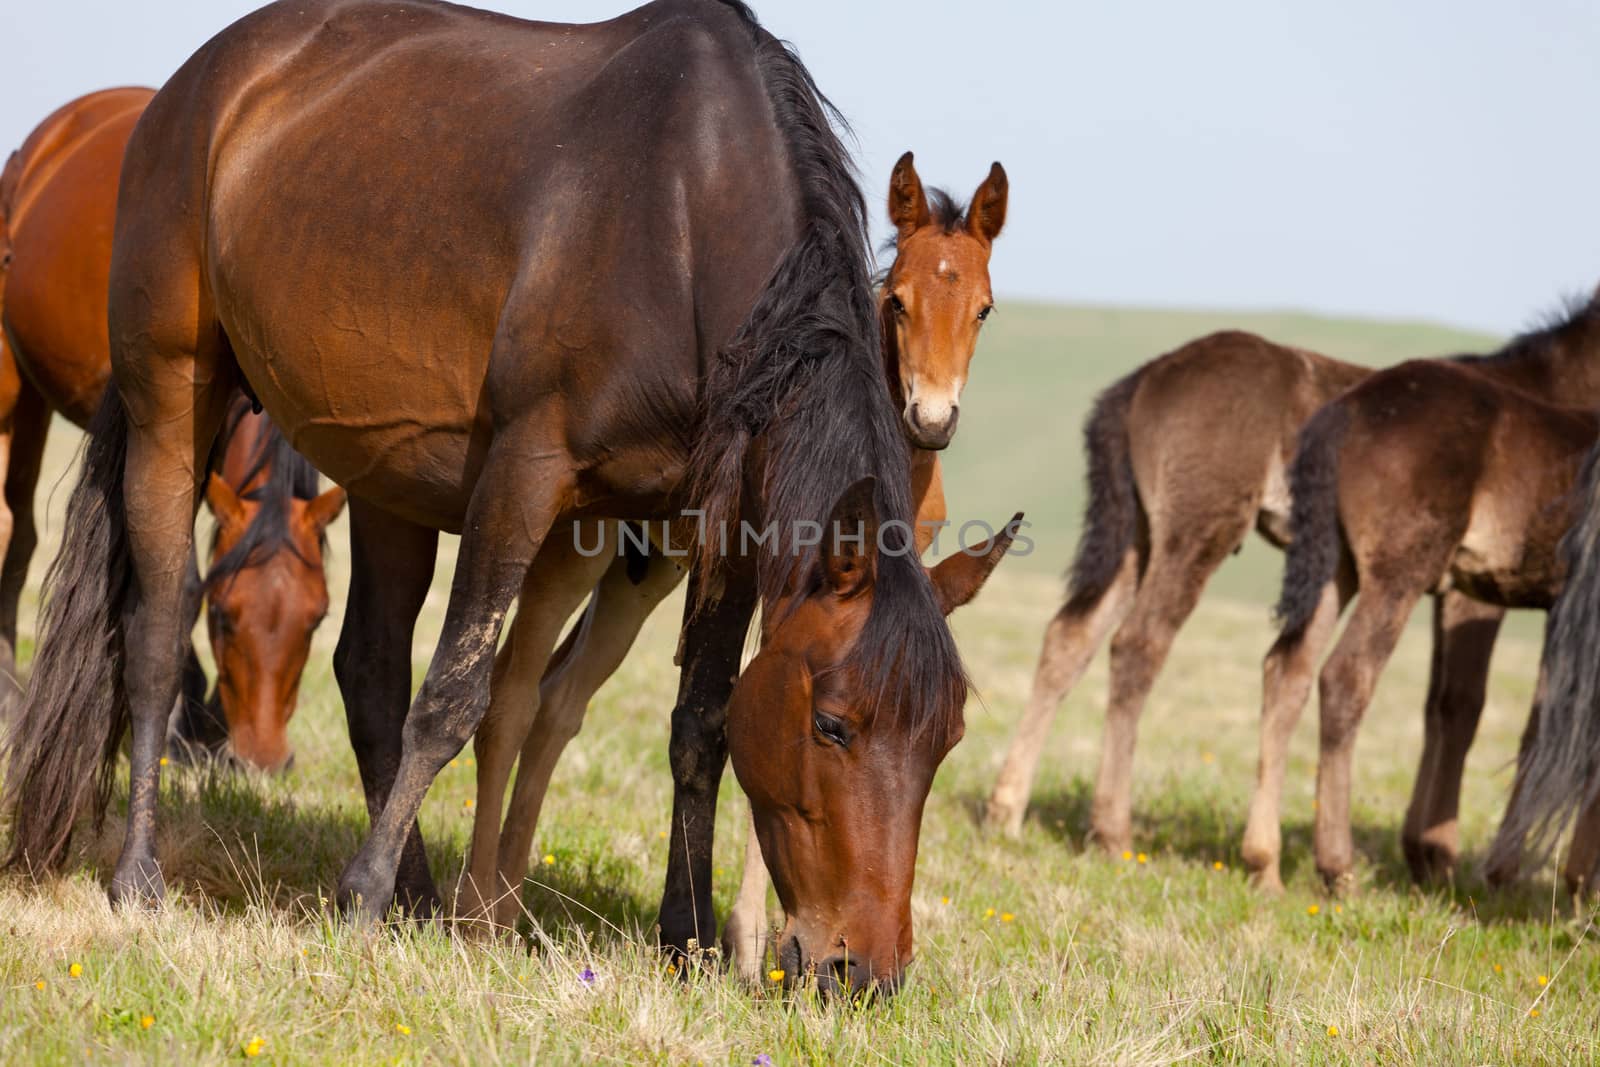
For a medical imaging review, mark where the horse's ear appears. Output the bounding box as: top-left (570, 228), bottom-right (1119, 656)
top-left (205, 473), bottom-right (247, 532)
top-left (888, 151), bottom-right (930, 243)
top-left (965, 162), bottom-right (1008, 246)
top-left (822, 476), bottom-right (879, 597)
top-left (929, 511), bottom-right (1022, 614)
top-left (303, 485), bottom-right (348, 535)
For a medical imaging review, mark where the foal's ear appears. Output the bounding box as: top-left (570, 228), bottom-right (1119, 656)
top-left (965, 162), bottom-right (1008, 246)
top-left (822, 476), bottom-right (879, 597)
top-left (929, 511), bottom-right (1022, 614)
top-left (205, 473), bottom-right (247, 532)
top-left (302, 485), bottom-right (348, 535)
top-left (888, 151), bottom-right (930, 243)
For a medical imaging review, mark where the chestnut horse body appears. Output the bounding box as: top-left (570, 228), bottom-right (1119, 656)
top-left (3, 0), bottom-right (1012, 994)
top-left (0, 88), bottom-right (342, 766)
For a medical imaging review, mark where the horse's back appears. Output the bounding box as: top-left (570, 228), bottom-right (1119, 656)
top-left (114, 0), bottom-right (794, 529)
top-left (1, 87), bottom-right (153, 424)
top-left (1124, 331), bottom-right (1362, 527)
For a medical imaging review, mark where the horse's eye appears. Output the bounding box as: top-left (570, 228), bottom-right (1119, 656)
top-left (888, 293), bottom-right (906, 316)
top-left (977, 304), bottom-right (994, 322)
top-left (208, 602), bottom-right (233, 636)
top-left (813, 712), bottom-right (850, 747)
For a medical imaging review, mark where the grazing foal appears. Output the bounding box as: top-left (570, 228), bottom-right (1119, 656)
top-left (459, 153), bottom-right (1010, 946)
top-left (1249, 294), bottom-right (1600, 892)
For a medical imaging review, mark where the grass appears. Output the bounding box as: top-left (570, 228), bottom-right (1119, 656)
top-left (3, 302), bottom-right (1596, 1065)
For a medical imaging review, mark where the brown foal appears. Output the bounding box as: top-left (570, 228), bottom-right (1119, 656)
top-left (1249, 293), bottom-right (1600, 892)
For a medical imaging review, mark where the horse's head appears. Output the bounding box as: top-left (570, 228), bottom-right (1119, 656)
top-left (202, 472), bottom-right (345, 771)
top-left (881, 152), bottom-right (1008, 451)
top-left (729, 478), bottom-right (1019, 997)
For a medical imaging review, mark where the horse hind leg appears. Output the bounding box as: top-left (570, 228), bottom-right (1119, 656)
top-left (1400, 592), bottom-right (1502, 885)
top-left (333, 499), bottom-right (441, 916)
top-left (1086, 527), bottom-right (1239, 855)
top-left (1241, 570), bottom-right (1353, 893)
top-left (490, 539), bottom-right (685, 930)
top-left (457, 523), bottom-right (612, 932)
top-left (335, 428), bottom-right (572, 924)
top-left (984, 548), bottom-right (1137, 837)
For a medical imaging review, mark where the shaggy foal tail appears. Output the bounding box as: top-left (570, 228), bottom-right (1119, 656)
top-left (2, 387), bottom-right (133, 871)
top-left (1274, 403), bottom-right (1350, 638)
top-left (1487, 443), bottom-right (1600, 876)
top-left (1064, 373), bottom-right (1139, 611)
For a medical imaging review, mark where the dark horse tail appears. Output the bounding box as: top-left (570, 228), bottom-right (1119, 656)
top-left (2, 387), bottom-right (133, 870)
top-left (1064, 372), bottom-right (1139, 611)
top-left (1274, 403), bottom-right (1350, 638)
top-left (1488, 443), bottom-right (1600, 875)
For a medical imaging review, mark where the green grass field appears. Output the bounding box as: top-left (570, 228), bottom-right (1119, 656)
top-left (5, 303), bottom-right (1597, 1065)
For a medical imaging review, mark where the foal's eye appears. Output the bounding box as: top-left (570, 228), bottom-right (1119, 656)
top-left (813, 712), bottom-right (850, 747)
top-left (977, 304), bottom-right (994, 322)
top-left (888, 293), bottom-right (906, 316)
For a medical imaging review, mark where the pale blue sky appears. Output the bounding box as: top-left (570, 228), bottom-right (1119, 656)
top-left (3, 1), bottom-right (1596, 333)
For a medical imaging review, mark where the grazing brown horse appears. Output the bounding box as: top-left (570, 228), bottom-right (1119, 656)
top-left (0, 88), bottom-right (343, 768)
top-left (1250, 294), bottom-right (1600, 892)
top-left (456, 155), bottom-right (1009, 960)
top-left (2, 0), bottom-right (1013, 995)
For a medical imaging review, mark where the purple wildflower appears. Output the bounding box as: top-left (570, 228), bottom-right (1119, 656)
top-left (578, 967), bottom-right (596, 987)
top-left (752, 1056), bottom-right (774, 1067)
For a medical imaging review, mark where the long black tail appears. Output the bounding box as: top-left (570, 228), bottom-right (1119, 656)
top-left (1488, 442), bottom-right (1600, 875)
top-left (1274, 403), bottom-right (1350, 638)
top-left (2, 386), bottom-right (133, 870)
top-left (1064, 373), bottom-right (1140, 611)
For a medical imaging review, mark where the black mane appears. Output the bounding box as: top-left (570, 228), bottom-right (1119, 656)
top-left (205, 396), bottom-right (325, 591)
top-left (688, 2), bottom-right (968, 741)
top-left (1451, 289), bottom-right (1600, 371)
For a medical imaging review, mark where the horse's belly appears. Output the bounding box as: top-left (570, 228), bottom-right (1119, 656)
top-left (222, 314), bottom-right (488, 532)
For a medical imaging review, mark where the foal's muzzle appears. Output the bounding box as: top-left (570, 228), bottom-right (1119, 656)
top-left (904, 401), bottom-right (960, 451)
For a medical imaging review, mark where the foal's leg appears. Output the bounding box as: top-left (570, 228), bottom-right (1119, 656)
top-left (491, 543), bottom-right (685, 930)
top-left (333, 499), bottom-right (441, 915)
top-left (722, 806), bottom-right (772, 982)
top-left (458, 522), bottom-right (611, 929)
top-left (1086, 531), bottom-right (1240, 854)
top-left (1312, 587), bottom-right (1417, 891)
top-left (660, 572), bottom-right (757, 959)
top-left (985, 550), bottom-right (1138, 837)
top-left (1241, 574), bottom-right (1352, 893)
top-left (335, 436), bottom-right (569, 924)
top-left (1400, 593), bottom-right (1503, 884)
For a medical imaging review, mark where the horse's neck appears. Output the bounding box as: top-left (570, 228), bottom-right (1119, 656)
top-left (218, 406), bottom-right (276, 497)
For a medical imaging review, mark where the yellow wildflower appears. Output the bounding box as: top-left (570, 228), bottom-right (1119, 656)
top-left (33, 980), bottom-right (44, 991)
top-left (141, 1015), bottom-right (155, 1030)
top-left (1213, 861), bottom-right (1224, 870)
top-left (940, 895), bottom-right (951, 905)
top-left (543, 853), bottom-right (555, 866)
top-left (68, 963), bottom-right (82, 979)
top-left (1306, 904), bottom-right (1320, 916)
top-left (244, 1037), bottom-right (265, 1058)
top-left (984, 907), bottom-right (995, 919)
top-left (159, 757), bottom-right (169, 767)
top-left (1537, 974), bottom-right (1549, 987)
top-left (1326, 1025), bottom-right (1338, 1037)
top-left (1136, 853), bottom-right (1148, 865)
top-left (768, 969), bottom-right (784, 983)
top-left (1493, 963), bottom-right (1503, 973)
top-left (1000, 912), bottom-right (1015, 923)
top-left (1120, 850), bottom-right (1133, 862)
top-left (1529, 1008), bottom-right (1541, 1018)
top-left (396, 1024), bottom-right (411, 1036)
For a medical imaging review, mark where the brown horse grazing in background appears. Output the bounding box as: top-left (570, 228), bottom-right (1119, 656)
top-left (456, 154), bottom-right (1009, 961)
top-left (2, 0), bottom-right (1014, 995)
top-left (1250, 294), bottom-right (1600, 893)
top-left (0, 88), bottom-right (343, 768)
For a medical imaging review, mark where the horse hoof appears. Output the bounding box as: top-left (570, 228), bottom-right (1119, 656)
top-left (1320, 868), bottom-right (1358, 898)
top-left (1086, 825), bottom-right (1132, 859)
top-left (1246, 867), bottom-right (1285, 897)
top-left (108, 859), bottom-right (166, 909)
top-left (1403, 839), bottom-right (1457, 887)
